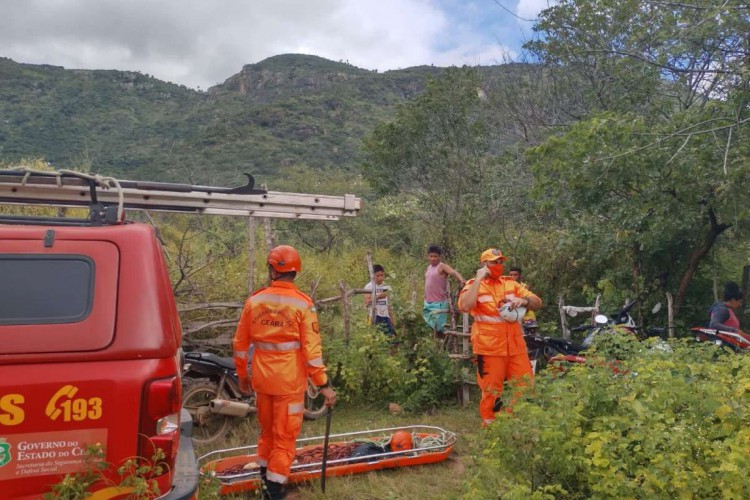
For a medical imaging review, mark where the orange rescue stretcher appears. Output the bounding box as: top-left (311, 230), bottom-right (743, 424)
top-left (198, 425), bottom-right (457, 495)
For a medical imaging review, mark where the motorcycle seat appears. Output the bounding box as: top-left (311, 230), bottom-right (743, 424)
top-left (545, 336), bottom-right (585, 353)
top-left (186, 351), bottom-right (237, 370)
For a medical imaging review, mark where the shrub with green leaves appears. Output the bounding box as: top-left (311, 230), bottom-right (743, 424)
top-left (394, 338), bottom-right (459, 412)
top-left (326, 312), bottom-right (460, 412)
top-left (463, 333), bottom-right (750, 499)
top-left (328, 322), bottom-right (405, 404)
top-left (45, 445), bottom-right (164, 499)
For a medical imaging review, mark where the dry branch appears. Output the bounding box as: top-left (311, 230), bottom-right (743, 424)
top-left (183, 332), bottom-right (234, 346)
top-left (183, 319), bottom-right (238, 336)
top-left (314, 289), bottom-right (370, 306)
top-left (178, 302), bottom-right (243, 312)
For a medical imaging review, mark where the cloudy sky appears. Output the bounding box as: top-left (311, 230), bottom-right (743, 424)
top-left (0, 0), bottom-right (555, 90)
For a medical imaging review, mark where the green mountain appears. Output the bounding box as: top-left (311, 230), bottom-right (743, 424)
top-left (0, 54), bottom-right (493, 185)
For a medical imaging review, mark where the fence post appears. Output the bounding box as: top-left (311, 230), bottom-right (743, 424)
top-left (261, 183), bottom-right (275, 252)
top-left (263, 218), bottom-right (275, 251)
top-left (339, 280), bottom-right (351, 345)
top-left (667, 292), bottom-right (674, 338)
top-left (365, 252), bottom-right (376, 324)
top-left (559, 295), bottom-right (570, 340)
top-left (247, 217), bottom-right (256, 294)
top-left (461, 313), bottom-right (470, 406)
top-left (592, 294), bottom-right (601, 324)
top-left (310, 276), bottom-right (321, 302)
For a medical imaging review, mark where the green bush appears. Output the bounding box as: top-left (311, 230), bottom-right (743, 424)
top-left (325, 309), bottom-right (460, 412)
top-left (394, 337), bottom-right (459, 412)
top-left (45, 445), bottom-right (164, 499)
top-left (464, 333), bottom-right (750, 499)
top-left (328, 322), bottom-right (405, 405)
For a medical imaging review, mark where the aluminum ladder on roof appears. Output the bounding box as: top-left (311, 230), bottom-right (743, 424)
top-left (0, 167), bottom-right (362, 222)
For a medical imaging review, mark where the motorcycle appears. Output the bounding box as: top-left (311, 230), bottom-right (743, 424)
top-left (525, 300), bottom-right (665, 373)
top-left (181, 350), bottom-right (329, 444)
top-left (575, 299), bottom-right (665, 342)
top-left (690, 327), bottom-right (750, 353)
top-left (522, 319), bottom-right (539, 336)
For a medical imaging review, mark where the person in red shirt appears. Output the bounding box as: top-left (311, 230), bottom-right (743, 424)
top-left (459, 248), bottom-right (542, 427)
top-left (709, 281), bottom-right (745, 332)
top-left (233, 245), bottom-right (336, 500)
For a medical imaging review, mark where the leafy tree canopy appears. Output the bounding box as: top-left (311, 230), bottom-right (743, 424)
top-left (525, 0), bottom-right (750, 310)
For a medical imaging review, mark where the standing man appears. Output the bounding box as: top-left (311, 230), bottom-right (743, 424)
top-left (233, 245), bottom-right (336, 500)
top-left (423, 245), bottom-right (465, 335)
top-left (459, 249), bottom-right (542, 427)
top-left (508, 266), bottom-right (538, 330)
top-left (364, 264), bottom-right (396, 337)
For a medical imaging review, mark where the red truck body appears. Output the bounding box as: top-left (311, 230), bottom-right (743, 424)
top-left (0, 223), bottom-right (198, 499)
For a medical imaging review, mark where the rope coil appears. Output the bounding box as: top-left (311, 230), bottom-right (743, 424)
top-left (9, 166), bottom-right (126, 222)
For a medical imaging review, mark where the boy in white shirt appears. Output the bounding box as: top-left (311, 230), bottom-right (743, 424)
top-left (364, 264), bottom-right (396, 337)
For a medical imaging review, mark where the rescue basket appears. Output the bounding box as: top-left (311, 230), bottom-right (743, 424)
top-left (198, 425), bottom-right (456, 495)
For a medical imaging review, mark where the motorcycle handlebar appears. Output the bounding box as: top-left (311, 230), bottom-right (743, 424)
top-left (570, 324), bottom-right (594, 332)
top-left (621, 298), bottom-right (639, 314)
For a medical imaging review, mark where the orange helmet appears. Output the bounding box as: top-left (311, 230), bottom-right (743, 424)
top-left (390, 431), bottom-right (413, 451)
top-left (267, 245), bottom-right (301, 273)
top-left (480, 248), bottom-right (506, 263)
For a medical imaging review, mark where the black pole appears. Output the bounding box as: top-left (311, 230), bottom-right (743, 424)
top-left (320, 406), bottom-right (333, 493)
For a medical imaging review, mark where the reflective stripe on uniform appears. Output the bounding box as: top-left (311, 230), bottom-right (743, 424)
top-left (307, 357), bottom-right (324, 367)
top-left (267, 470), bottom-right (288, 483)
top-left (254, 341), bottom-right (301, 351)
top-left (234, 351), bottom-right (248, 359)
top-left (288, 402), bottom-right (304, 414)
top-left (251, 293), bottom-right (310, 310)
top-left (257, 457), bottom-right (268, 467)
top-left (474, 315), bottom-right (503, 323)
top-left (477, 295), bottom-right (494, 303)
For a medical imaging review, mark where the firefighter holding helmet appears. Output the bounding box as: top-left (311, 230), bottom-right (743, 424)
top-left (458, 248), bottom-right (541, 427)
top-left (233, 245), bottom-right (336, 500)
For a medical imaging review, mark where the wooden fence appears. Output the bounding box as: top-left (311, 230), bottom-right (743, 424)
top-left (180, 284), bottom-right (372, 350)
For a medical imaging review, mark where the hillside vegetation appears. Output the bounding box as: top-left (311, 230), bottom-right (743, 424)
top-left (0, 54), bottom-right (500, 185)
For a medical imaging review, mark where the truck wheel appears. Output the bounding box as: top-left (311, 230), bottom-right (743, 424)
top-left (303, 380), bottom-right (327, 420)
top-left (182, 380), bottom-right (233, 445)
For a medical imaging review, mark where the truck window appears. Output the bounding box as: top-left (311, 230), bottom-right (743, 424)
top-left (0, 255), bottom-right (94, 325)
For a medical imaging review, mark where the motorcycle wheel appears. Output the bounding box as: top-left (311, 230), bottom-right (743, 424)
top-left (303, 380), bottom-right (328, 420)
top-left (182, 379), bottom-right (233, 445)
top-left (532, 350), bottom-right (550, 374)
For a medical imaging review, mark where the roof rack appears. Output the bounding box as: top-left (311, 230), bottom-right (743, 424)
top-left (0, 168), bottom-right (362, 225)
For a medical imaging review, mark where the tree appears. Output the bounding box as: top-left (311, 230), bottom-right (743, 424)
top-left (524, 0), bottom-right (750, 311)
top-left (530, 107), bottom-right (749, 312)
top-left (361, 67), bottom-right (499, 257)
top-left (526, 0), bottom-right (750, 114)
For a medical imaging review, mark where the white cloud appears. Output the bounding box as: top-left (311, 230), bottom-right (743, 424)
top-left (516, 0), bottom-right (557, 21)
top-left (0, 0), bottom-right (518, 89)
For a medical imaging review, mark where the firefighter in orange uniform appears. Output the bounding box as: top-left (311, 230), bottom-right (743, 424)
top-left (233, 245), bottom-right (336, 500)
top-left (458, 248), bottom-right (541, 427)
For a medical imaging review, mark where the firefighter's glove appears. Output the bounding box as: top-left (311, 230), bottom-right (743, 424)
top-left (239, 376), bottom-right (252, 396)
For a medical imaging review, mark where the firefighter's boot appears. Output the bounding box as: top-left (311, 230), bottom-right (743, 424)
top-left (263, 480), bottom-right (286, 500)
